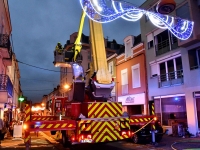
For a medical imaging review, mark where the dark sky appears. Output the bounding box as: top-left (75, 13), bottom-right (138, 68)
top-left (8, 0), bottom-right (146, 103)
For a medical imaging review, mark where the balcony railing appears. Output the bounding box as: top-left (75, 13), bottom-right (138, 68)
top-left (155, 39), bottom-right (170, 56)
top-left (122, 84), bottom-right (128, 95)
top-left (0, 34), bottom-right (12, 58)
top-left (0, 74), bottom-right (13, 96)
top-left (155, 36), bottom-right (178, 56)
top-left (158, 70), bottom-right (183, 88)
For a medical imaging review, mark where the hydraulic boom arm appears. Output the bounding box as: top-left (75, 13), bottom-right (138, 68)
top-left (73, 9), bottom-right (86, 62)
top-left (54, 9), bottom-right (114, 102)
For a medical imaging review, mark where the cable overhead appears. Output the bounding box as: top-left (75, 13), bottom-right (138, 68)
top-left (23, 89), bottom-right (53, 91)
top-left (16, 59), bottom-right (72, 73)
top-left (20, 78), bottom-right (58, 83)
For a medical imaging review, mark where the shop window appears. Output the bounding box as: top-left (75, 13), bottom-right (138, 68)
top-left (154, 96), bottom-right (187, 126)
top-left (188, 49), bottom-right (200, 70)
top-left (196, 98), bottom-right (200, 128)
top-left (154, 99), bottom-right (161, 122)
top-left (131, 64), bottom-right (141, 88)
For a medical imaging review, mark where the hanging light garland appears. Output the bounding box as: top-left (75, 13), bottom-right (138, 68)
top-left (79, 0), bottom-right (194, 40)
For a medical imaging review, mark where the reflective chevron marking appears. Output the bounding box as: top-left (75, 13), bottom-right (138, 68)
top-left (130, 116), bottom-right (155, 124)
top-left (25, 105), bottom-right (31, 122)
top-left (88, 103), bottom-right (122, 118)
top-left (32, 116), bottom-right (57, 121)
top-left (24, 120), bottom-right (76, 132)
top-left (152, 103), bottom-right (155, 115)
top-left (91, 120), bottom-right (130, 143)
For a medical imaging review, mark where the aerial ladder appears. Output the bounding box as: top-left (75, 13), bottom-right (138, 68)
top-left (54, 7), bottom-right (114, 102)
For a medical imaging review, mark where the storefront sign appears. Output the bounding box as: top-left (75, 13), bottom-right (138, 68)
top-left (118, 93), bottom-right (145, 105)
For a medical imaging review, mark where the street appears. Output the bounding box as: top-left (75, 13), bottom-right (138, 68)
top-left (1, 131), bottom-right (200, 150)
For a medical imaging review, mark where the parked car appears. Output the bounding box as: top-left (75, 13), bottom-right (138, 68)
top-left (131, 120), bottom-right (164, 144)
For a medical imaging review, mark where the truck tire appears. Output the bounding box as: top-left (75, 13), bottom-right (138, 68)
top-left (132, 134), bottom-right (140, 144)
top-left (62, 132), bottom-right (71, 148)
top-left (51, 131), bottom-right (56, 135)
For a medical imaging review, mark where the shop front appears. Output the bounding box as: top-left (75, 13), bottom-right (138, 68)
top-left (194, 91), bottom-right (200, 129)
top-left (118, 93), bottom-right (146, 115)
top-left (154, 94), bottom-right (187, 135)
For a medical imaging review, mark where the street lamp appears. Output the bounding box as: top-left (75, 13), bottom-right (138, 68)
top-left (18, 96), bottom-right (24, 111)
top-left (64, 84), bottom-right (70, 90)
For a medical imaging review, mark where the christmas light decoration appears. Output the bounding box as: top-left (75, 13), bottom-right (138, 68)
top-left (79, 0), bottom-right (194, 40)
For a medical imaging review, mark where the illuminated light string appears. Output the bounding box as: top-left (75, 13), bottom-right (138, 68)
top-left (79, 0), bottom-right (194, 40)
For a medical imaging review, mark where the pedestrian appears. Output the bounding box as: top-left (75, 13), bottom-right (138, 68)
top-left (0, 117), bottom-right (4, 145)
top-left (3, 117), bottom-right (9, 139)
top-left (55, 42), bottom-right (63, 54)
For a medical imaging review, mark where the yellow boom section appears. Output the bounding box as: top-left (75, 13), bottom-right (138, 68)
top-left (73, 9), bottom-right (86, 62)
top-left (89, 20), bottom-right (112, 84)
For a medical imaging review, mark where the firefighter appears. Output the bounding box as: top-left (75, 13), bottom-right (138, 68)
top-left (55, 42), bottom-right (63, 54)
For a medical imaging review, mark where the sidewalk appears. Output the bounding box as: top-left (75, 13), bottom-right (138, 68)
top-left (0, 132), bottom-right (49, 148)
top-left (155, 135), bottom-right (200, 150)
top-left (0, 133), bottom-right (24, 148)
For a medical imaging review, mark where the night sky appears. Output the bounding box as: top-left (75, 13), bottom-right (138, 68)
top-left (8, 0), bottom-right (146, 103)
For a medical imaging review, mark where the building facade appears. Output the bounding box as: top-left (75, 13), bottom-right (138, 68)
top-left (140, 0), bottom-right (200, 135)
top-left (0, 0), bottom-right (13, 118)
top-left (116, 35), bottom-right (148, 115)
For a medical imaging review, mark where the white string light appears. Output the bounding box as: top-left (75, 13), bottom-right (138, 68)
top-left (80, 0), bottom-right (194, 40)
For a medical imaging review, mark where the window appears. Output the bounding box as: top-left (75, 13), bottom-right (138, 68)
top-left (124, 36), bottom-right (134, 58)
top-left (121, 69), bottom-right (128, 95)
top-left (131, 64), bottom-right (141, 88)
top-left (154, 96), bottom-right (187, 126)
top-left (111, 86), bottom-right (115, 96)
top-left (196, 97), bottom-right (200, 128)
top-left (125, 41), bottom-right (131, 58)
top-left (158, 56), bottom-right (183, 87)
top-left (148, 40), bottom-right (154, 49)
top-left (108, 61), bottom-right (114, 75)
top-left (188, 49), bottom-right (200, 70)
top-left (150, 64), bottom-right (158, 77)
top-left (88, 52), bottom-right (91, 61)
top-left (176, 2), bottom-right (190, 20)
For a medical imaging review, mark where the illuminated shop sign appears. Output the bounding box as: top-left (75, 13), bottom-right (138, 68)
top-left (118, 93), bottom-right (145, 105)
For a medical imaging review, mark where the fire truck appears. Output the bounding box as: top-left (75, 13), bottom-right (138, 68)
top-left (52, 7), bottom-right (163, 146)
top-left (23, 2), bottom-right (163, 149)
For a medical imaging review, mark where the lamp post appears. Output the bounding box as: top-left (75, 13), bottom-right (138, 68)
top-left (18, 96), bottom-right (24, 111)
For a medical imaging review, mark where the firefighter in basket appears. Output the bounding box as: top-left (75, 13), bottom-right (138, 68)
top-left (55, 42), bottom-right (63, 54)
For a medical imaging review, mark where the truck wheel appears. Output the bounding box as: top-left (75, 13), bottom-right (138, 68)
top-left (51, 131), bottom-right (56, 135)
top-left (132, 134), bottom-right (139, 144)
top-left (62, 132), bottom-right (71, 148)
